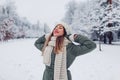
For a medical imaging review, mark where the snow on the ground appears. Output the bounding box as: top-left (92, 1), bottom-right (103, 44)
top-left (0, 38), bottom-right (120, 80)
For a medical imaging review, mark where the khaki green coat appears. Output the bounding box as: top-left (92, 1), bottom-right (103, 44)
top-left (34, 34), bottom-right (96, 80)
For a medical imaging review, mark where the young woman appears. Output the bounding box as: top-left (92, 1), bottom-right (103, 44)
top-left (34, 22), bottom-right (96, 80)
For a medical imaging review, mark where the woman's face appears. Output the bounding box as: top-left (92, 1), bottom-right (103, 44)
top-left (53, 24), bottom-right (64, 37)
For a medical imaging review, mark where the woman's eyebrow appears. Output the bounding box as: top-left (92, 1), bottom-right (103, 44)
top-left (59, 25), bottom-right (64, 27)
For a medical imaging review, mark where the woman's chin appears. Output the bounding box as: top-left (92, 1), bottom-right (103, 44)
top-left (53, 35), bottom-right (61, 37)
top-left (53, 35), bottom-right (58, 37)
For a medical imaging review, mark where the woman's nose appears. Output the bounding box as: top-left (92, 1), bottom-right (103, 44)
top-left (55, 28), bottom-right (58, 30)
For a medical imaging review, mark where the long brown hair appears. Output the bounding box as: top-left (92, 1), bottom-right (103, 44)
top-left (42, 24), bottom-right (67, 54)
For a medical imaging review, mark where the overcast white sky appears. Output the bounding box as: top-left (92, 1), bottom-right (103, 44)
top-left (1, 0), bottom-right (87, 28)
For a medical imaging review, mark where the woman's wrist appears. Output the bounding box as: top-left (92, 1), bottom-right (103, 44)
top-left (69, 34), bottom-right (74, 41)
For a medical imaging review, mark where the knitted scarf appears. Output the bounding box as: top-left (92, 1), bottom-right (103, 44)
top-left (43, 36), bottom-right (70, 80)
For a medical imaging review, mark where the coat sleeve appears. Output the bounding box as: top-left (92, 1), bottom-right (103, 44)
top-left (68, 34), bottom-right (96, 56)
top-left (34, 35), bottom-right (46, 51)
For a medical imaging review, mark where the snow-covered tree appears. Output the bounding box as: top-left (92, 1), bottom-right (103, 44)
top-left (63, 0), bottom-right (120, 41)
top-left (63, 1), bottom-right (77, 25)
top-left (0, 0), bottom-right (44, 41)
top-left (91, 0), bottom-right (120, 41)
top-left (43, 23), bottom-right (50, 34)
top-left (71, 2), bottom-right (94, 37)
top-left (4, 0), bottom-right (17, 17)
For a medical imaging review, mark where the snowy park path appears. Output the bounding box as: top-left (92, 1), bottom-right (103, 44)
top-left (0, 38), bottom-right (120, 80)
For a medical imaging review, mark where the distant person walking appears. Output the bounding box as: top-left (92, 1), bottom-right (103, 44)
top-left (34, 22), bottom-right (96, 80)
top-left (103, 31), bottom-right (113, 44)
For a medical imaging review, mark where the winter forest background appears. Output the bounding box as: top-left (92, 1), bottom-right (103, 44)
top-left (0, 0), bottom-right (120, 41)
top-left (0, 0), bottom-right (120, 80)
top-left (63, 0), bottom-right (120, 43)
top-left (0, 0), bottom-right (120, 43)
top-left (0, 0), bottom-right (50, 41)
